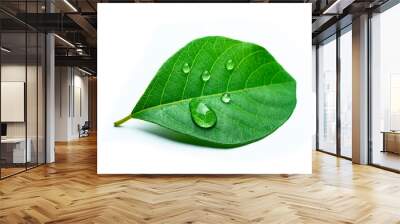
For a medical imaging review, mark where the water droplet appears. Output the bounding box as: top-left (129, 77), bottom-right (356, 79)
top-left (221, 93), bottom-right (231, 104)
top-left (189, 100), bottom-right (217, 129)
top-left (182, 63), bottom-right (191, 74)
top-left (201, 70), bottom-right (211, 82)
top-left (226, 59), bottom-right (235, 71)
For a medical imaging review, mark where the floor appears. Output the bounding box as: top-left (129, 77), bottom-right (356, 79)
top-left (1, 164), bottom-right (41, 178)
top-left (0, 167), bottom-right (24, 178)
top-left (1, 135), bottom-right (400, 223)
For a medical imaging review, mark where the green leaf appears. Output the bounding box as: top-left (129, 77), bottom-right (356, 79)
top-left (114, 36), bottom-right (296, 147)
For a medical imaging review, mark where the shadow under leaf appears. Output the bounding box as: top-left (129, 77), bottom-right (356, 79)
top-left (135, 124), bottom-right (236, 149)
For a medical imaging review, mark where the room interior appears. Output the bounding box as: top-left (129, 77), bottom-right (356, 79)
top-left (0, 0), bottom-right (400, 223)
top-left (0, 31), bottom-right (46, 178)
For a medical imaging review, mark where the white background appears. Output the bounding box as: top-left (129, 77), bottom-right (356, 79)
top-left (98, 3), bottom-right (312, 174)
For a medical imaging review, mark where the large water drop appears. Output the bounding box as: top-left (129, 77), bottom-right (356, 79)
top-left (189, 100), bottom-right (217, 129)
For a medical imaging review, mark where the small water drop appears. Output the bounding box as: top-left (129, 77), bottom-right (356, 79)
top-left (221, 93), bottom-right (231, 104)
top-left (201, 70), bottom-right (211, 82)
top-left (189, 100), bottom-right (217, 129)
top-left (182, 63), bottom-right (191, 74)
top-left (226, 59), bottom-right (235, 71)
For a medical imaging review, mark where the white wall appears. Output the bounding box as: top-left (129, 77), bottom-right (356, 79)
top-left (55, 66), bottom-right (70, 141)
top-left (71, 72), bottom-right (89, 138)
top-left (55, 67), bottom-right (89, 141)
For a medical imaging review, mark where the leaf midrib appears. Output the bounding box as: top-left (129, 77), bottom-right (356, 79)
top-left (134, 40), bottom-right (283, 118)
top-left (132, 80), bottom-right (294, 118)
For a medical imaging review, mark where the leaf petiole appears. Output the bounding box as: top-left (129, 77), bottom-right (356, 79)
top-left (114, 115), bottom-right (132, 127)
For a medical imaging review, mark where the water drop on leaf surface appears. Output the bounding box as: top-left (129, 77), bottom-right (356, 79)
top-left (226, 59), bottom-right (235, 71)
top-left (182, 63), bottom-right (191, 74)
top-left (221, 93), bottom-right (231, 104)
top-left (201, 70), bottom-right (211, 82)
top-left (189, 100), bottom-right (217, 129)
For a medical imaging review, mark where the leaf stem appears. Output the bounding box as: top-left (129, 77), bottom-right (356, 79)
top-left (114, 115), bottom-right (132, 127)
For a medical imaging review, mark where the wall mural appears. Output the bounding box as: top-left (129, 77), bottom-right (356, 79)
top-left (98, 3), bottom-right (312, 174)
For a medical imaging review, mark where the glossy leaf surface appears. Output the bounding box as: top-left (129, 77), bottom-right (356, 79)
top-left (117, 36), bottom-right (297, 147)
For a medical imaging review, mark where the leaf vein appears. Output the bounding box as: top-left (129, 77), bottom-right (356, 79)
top-left (208, 42), bottom-right (243, 75)
top-left (244, 61), bottom-right (276, 88)
top-left (133, 81), bottom-right (294, 117)
top-left (200, 38), bottom-right (219, 96)
top-left (212, 107), bottom-right (261, 133)
top-left (159, 42), bottom-right (194, 105)
top-left (181, 39), bottom-right (210, 100)
top-left (226, 49), bottom-right (266, 91)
